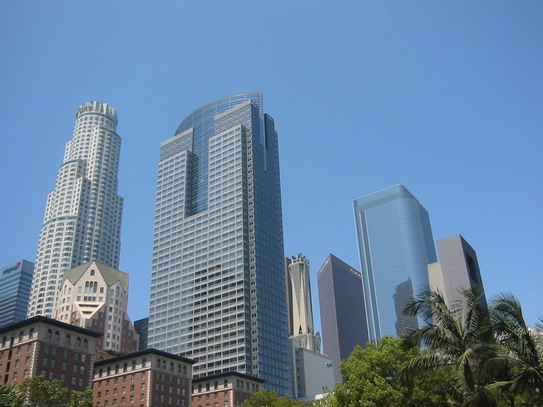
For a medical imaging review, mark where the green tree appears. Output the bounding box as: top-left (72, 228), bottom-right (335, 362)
top-left (404, 288), bottom-right (498, 407)
top-left (243, 389), bottom-right (308, 406)
top-left (329, 336), bottom-right (456, 407)
top-left (487, 294), bottom-right (543, 405)
top-left (18, 376), bottom-right (92, 407)
top-left (0, 385), bottom-right (25, 407)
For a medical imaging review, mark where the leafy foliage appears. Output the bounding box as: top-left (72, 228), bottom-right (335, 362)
top-left (242, 389), bottom-right (307, 406)
top-left (405, 288), bottom-right (543, 407)
top-left (329, 336), bottom-right (456, 407)
top-left (18, 376), bottom-right (92, 407)
top-left (0, 385), bottom-right (25, 407)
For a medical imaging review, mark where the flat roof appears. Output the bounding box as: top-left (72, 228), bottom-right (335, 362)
top-left (192, 371), bottom-right (266, 384)
top-left (0, 316), bottom-right (102, 338)
top-left (94, 348), bottom-right (196, 367)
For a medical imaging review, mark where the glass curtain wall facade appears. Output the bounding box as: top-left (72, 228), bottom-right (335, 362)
top-left (148, 93), bottom-right (290, 394)
top-left (353, 185), bottom-right (436, 343)
top-left (0, 260), bottom-right (34, 327)
top-left (28, 102), bottom-right (123, 317)
top-left (317, 254), bottom-right (368, 383)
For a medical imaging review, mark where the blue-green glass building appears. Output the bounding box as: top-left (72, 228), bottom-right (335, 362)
top-left (148, 93), bottom-right (290, 394)
top-left (0, 260), bottom-right (34, 327)
top-left (353, 185), bottom-right (436, 343)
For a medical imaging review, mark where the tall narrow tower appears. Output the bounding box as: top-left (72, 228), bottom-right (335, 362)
top-left (287, 254), bottom-right (320, 352)
top-left (28, 102), bottom-right (123, 318)
top-left (353, 185), bottom-right (436, 343)
top-left (317, 254), bottom-right (368, 383)
top-left (148, 93), bottom-right (290, 394)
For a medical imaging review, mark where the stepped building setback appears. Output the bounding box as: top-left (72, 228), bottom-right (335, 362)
top-left (148, 93), bottom-right (290, 394)
top-left (28, 102), bottom-right (123, 318)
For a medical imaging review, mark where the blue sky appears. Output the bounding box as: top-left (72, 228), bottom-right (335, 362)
top-left (1, 2), bottom-right (541, 330)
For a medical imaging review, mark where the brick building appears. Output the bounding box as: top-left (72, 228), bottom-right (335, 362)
top-left (0, 316), bottom-right (101, 390)
top-left (192, 372), bottom-right (265, 407)
top-left (92, 349), bottom-right (194, 407)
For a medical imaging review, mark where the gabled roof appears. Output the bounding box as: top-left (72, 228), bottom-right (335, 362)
top-left (62, 260), bottom-right (129, 291)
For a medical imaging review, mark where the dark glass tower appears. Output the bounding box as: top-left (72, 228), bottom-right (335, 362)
top-left (148, 93), bottom-right (290, 394)
top-left (317, 254), bottom-right (368, 383)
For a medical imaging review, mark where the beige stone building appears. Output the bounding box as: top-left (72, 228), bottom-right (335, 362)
top-left (53, 260), bottom-right (138, 355)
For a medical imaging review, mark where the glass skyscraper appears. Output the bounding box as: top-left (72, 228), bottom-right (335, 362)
top-left (28, 102), bottom-right (123, 317)
top-left (353, 185), bottom-right (436, 343)
top-left (317, 254), bottom-right (368, 383)
top-left (0, 260), bottom-right (34, 327)
top-left (148, 93), bottom-right (290, 394)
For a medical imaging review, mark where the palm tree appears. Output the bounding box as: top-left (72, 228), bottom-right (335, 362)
top-left (403, 288), bottom-right (498, 407)
top-left (487, 294), bottom-right (543, 404)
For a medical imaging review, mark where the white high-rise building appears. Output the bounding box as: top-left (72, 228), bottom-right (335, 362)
top-left (28, 102), bottom-right (123, 318)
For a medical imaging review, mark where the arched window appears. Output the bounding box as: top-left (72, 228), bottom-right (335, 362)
top-left (99, 368), bottom-right (103, 378)
top-left (83, 339), bottom-right (88, 350)
top-left (47, 329), bottom-right (53, 340)
top-left (115, 365), bottom-right (119, 374)
top-left (19, 331), bottom-right (23, 342)
top-left (170, 362), bottom-right (174, 372)
top-left (76, 337), bottom-right (81, 348)
top-left (107, 367), bottom-right (111, 375)
top-left (132, 360), bottom-right (136, 371)
top-left (224, 379), bottom-right (228, 388)
top-left (123, 363), bottom-right (128, 372)
top-left (53, 331), bottom-right (60, 342)
top-left (65, 334), bottom-right (71, 345)
top-left (214, 381), bottom-right (218, 390)
top-left (29, 328), bottom-right (34, 338)
top-left (142, 358), bottom-right (147, 367)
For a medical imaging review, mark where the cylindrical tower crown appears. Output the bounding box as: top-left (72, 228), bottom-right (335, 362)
top-left (76, 101), bottom-right (118, 124)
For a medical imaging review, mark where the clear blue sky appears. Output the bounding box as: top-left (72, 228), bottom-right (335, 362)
top-left (1, 2), bottom-right (541, 330)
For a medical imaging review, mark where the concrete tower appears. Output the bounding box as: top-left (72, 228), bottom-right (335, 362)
top-left (28, 102), bottom-right (123, 317)
top-left (428, 234), bottom-right (486, 307)
top-left (148, 93), bottom-right (290, 394)
top-left (287, 254), bottom-right (320, 352)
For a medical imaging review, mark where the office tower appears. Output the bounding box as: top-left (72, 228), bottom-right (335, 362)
top-left (52, 260), bottom-right (138, 355)
top-left (148, 93), bottom-right (290, 394)
top-left (0, 316), bottom-right (101, 390)
top-left (428, 234), bottom-right (486, 307)
top-left (134, 317), bottom-right (149, 351)
top-left (28, 102), bottom-right (123, 318)
top-left (93, 349), bottom-right (194, 407)
top-left (286, 254), bottom-right (320, 352)
top-left (317, 254), bottom-right (368, 383)
top-left (0, 260), bottom-right (34, 327)
top-left (353, 184), bottom-right (437, 343)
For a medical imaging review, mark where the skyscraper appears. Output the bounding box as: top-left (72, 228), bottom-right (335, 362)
top-left (317, 254), bottom-right (368, 383)
top-left (28, 102), bottom-right (123, 318)
top-left (286, 254), bottom-right (320, 352)
top-left (0, 260), bottom-right (34, 327)
top-left (148, 93), bottom-right (290, 394)
top-left (428, 234), bottom-right (486, 307)
top-left (353, 185), bottom-right (436, 343)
